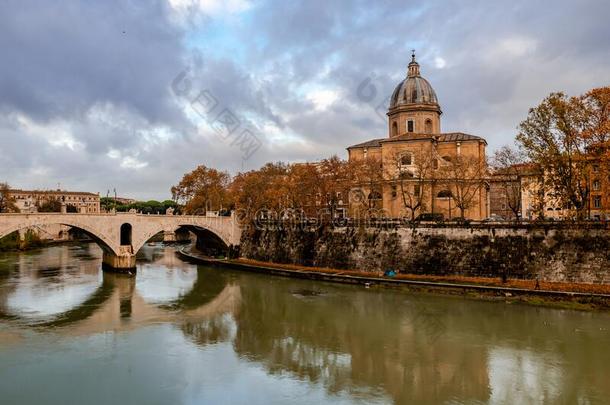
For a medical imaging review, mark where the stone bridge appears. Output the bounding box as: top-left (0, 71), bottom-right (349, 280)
top-left (0, 212), bottom-right (241, 271)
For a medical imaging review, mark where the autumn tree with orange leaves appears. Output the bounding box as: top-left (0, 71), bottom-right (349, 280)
top-left (516, 87), bottom-right (610, 219)
top-left (229, 162), bottom-right (290, 216)
top-left (0, 182), bottom-right (16, 213)
top-left (348, 155), bottom-right (384, 215)
top-left (171, 165), bottom-right (231, 214)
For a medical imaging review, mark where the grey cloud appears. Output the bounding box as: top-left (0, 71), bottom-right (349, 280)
top-left (1, 0), bottom-right (610, 200)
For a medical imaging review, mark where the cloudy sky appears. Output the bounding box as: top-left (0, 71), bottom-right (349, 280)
top-left (1, 0), bottom-right (609, 200)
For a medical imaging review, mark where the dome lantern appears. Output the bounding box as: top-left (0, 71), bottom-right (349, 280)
top-left (407, 50), bottom-right (420, 77)
top-left (387, 51), bottom-right (442, 136)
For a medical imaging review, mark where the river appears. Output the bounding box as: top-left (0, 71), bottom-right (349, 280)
top-left (0, 243), bottom-right (609, 404)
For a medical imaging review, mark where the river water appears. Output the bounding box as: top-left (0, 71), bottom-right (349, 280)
top-left (0, 243), bottom-right (609, 404)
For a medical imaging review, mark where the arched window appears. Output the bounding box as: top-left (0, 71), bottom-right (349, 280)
top-left (437, 190), bottom-right (452, 198)
top-left (400, 153), bottom-right (413, 166)
top-left (120, 223), bottom-right (132, 246)
top-left (425, 119), bottom-right (433, 133)
top-left (392, 121), bottom-right (398, 137)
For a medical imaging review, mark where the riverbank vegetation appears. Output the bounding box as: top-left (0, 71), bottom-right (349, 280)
top-left (0, 230), bottom-right (44, 251)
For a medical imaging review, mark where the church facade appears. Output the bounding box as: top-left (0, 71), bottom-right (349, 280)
top-left (347, 53), bottom-right (489, 220)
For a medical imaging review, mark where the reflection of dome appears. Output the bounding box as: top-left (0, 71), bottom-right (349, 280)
top-left (389, 53), bottom-right (439, 109)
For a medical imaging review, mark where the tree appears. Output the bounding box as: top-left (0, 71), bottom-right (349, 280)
top-left (516, 87), bottom-right (610, 219)
top-left (0, 183), bottom-right (16, 213)
top-left (285, 163), bottom-right (321, 215)
top-left (490, 146), bottom-right (527, 220)
top-left (171, 165), bottom-right (231, 214)
top-left (229, 162), bottom-right (290, 218)
top-left (316, 155), bottom-right (351, 220)
top-left (582, 87), bottom-right (610, 218)
top-left (349, 156), bottom-right (384, 215)
top-left (37, 198), bottom-right (62, 212)
top-left (438, 154), bottom-right (487, 219)
top-left (386, 147), bottom-right (436, 220)
top-left (100, 197), bottom-right (115, 212)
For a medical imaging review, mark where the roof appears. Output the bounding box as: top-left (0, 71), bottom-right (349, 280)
top-left (346, 138), bottom-right (385, 149)
top-left (8, 189), bottom-right (99, 197)
top-left (382, 132), bottom-right (486, 144)
top-left (390, 56), bottom-right (439, 109)
top-left (390, 76), bottom-right (439, 108)
top-left (434, 132), bottom-right (486, 143)
top-left (347, 132), bottom-right (486, 149)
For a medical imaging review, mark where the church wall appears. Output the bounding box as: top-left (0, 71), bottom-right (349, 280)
top-left (348, 146), bottom-right (382, 161)
top-left (382, 184), bottom-right (487, 220)
top-left (374, 139), bottom-right (487, 220)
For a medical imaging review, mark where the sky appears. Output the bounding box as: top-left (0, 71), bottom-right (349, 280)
top-left (1, 0), bottom-right (609, 200)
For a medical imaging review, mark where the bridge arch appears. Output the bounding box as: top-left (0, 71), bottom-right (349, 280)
top-left (0, 220), bottom-right (120, 256)
top-left (131, 222), bottom-right (231, 256)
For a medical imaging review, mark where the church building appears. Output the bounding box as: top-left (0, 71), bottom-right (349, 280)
top-left (347, 53), bottom-right (489, 220)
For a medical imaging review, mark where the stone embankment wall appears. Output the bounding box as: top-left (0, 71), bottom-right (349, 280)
top-left (239, 224), bottom-right (610, 284)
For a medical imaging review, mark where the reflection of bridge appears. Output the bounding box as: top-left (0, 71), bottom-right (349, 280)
top-left (0, 268), bottom-right (241, 335)
top-left (0, 213), bottom-right (241, 271)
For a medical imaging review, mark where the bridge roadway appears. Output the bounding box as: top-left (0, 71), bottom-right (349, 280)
top-left (0, 212), bottom-right (241, 271)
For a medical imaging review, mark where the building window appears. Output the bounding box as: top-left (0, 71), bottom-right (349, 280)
top-left (391, 185), bottom-right (397, 198)
top-left (593, 180), bottom-right (601, 191)
top-left (368, 190), bottom-right (382, 201)
top-left (392, 122), bottom-right (398, 137)
top-left (425, 119), bottom-right (432, 134)
top-left (400, 153), bottom-right (413, 166)
top-left (437, 190), bottom-right (452, 198)
top-left (593, 165), bottom-right (600, 173)
top-left (407, 120), bottom-right (414, 133)
top-left (593, 195), bottom-right (602, 209)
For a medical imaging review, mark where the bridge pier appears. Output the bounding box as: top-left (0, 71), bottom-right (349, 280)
top-left (162, 230), bottom-right (177, 243)
top-left (102, 250), bottom-right (136, 274)
top-left (163, 229), bottom-right (191, 243)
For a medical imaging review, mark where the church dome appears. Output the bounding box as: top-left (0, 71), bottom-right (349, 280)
top-left (389, 53), bottom-right (439, 109)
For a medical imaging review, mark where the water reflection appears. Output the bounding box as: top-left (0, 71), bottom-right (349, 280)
top-left (0, 243), bottom-right (609, 404)
top-left (0, 243), bottom-right (240, 333)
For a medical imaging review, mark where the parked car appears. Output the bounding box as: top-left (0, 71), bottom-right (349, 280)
top-left (484, 214), bottom-right (506, 222)
top-left (415, 213), bottom-right (444, 222)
